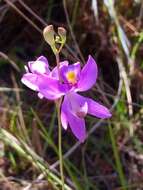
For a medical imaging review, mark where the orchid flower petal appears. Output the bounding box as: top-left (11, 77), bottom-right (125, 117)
top-left (61, 97), bottom-right (68, 130)
top-left (38, 76), bottom-right (67, 100)
top-left (77, 55), bottom-right (98, 91)
top-left (21, 73), bottom-right (39, 91)
top-left (86, 98), bottom-right (112, 118)
top-left (28, 56), bottom-right (50, 74)
top-left (37, 56), bottom-right (49, 64)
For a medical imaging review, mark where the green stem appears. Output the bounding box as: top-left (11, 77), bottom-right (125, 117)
top-left (57, 100), bottom-right (65, 190)
top-left (55, 53), bottom-right (61, 82)
top-left (55, 53), bottom-right (65, 190)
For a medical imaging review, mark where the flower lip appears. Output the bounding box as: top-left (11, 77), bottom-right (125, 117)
top-left (61, 94), bottom-right (86, 142)
top-left (67, 92), bottom-right (88, 118)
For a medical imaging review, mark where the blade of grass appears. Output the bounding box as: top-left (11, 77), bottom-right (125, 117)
top-left (64, 161), bottom-right (83, 190)
top-left (8, 152), bottom-right (17, 171)
top-left (108, 123), bottom-right (127, 190)
top-left (131, 32), bottom-right (143, 59)
top-left (129, 31), bottom-right (143, 74)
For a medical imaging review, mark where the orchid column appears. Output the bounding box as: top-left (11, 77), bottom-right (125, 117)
top-left (43, 25), bottom-right (66, 190)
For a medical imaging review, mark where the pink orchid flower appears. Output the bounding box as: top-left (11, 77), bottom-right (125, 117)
top-left (21, 55), bottom-right (111, 142)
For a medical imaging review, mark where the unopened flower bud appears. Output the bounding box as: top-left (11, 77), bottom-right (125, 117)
top-left (58, 27), bottom-right (66, 44)
top-left (43, 25), bottom-right (55, 46)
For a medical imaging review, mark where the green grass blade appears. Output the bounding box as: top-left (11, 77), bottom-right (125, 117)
top-left (108, 124), bottom-right (127, 190)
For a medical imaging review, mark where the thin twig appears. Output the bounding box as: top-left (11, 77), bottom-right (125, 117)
top-left (18, 0), bottom-right (47, 26)
top-left (0, 52), bottom-right (20, 72)
top-left (0, 87), bottom-right (22, 92)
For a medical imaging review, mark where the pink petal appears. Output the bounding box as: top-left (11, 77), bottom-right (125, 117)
top-left (86, 98), bottom-right (112, 118)
top-left (77, 55), bottom-right (98, 92)
top-left (21, 73), bottom-right (39, 91)
top-left (37, 56), bottom-right (49, 64)
top-left (28, 56), bottom-right (50, 74)
top-left (67, 92), bottom-right (88, 118)
top-left (38, 76), bottom-right (67, 100)
top-left (61, 97), bottom-right (68, 130)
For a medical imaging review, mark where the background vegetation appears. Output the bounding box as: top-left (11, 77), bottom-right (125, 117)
top-left (0, 0), bottom-right (143, 189)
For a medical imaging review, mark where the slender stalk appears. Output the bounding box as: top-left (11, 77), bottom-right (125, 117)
top-left (55, 53), bottom-right (61, 82)
top-left (55, 53), bottom-right (65, 190)
top-left (57, 100), bottom-right (64, 190)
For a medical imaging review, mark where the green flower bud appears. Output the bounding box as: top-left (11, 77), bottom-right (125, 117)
top-left (43, 25), bottom-right (55, 46)
top-left (58, 27), bottom-right (66, 44)
top-left (43, 25), bottom-right (58, 54)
